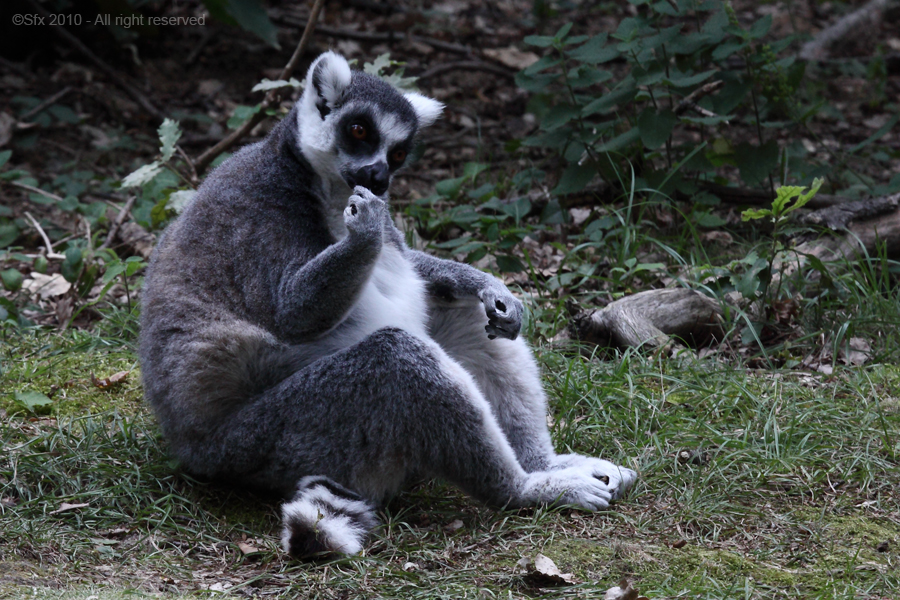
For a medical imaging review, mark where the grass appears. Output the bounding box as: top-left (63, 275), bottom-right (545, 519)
top-left (2, 318), bottom-right (899, 599)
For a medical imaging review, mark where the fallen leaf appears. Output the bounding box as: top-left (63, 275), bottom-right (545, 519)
top-left (519, 553), bottom-right (577, 586)
top-left (22, 272), bottom-right (71, 299)
top-left (14, 391), bottom-right (53, 414)
top-left (700, 231), bottom-right (734, 246)
top-left (90, 371), bottom-right (129, 390)
top-left (671, 539), bottom-right (687, 549)
top-left (238, 541), bottom-right (260, 555)
top-left (840, 337), bottom-right (871, 366)
top-left (483, 46), bottom-right (540, 70)
top-left (402, 562), bottom-right (418, 571)
top-left (569, 207), bottom-right (592, 227)
top-left (604, 578), bottom-right (640, 600)
top-left (50, 502), bottom-right (89, 515)
top-left (444, 519), bottom-right (464, 532)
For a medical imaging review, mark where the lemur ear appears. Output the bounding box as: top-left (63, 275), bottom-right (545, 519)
top-left (306, 51), bottom-right (352, 119)
top-left (404, 92), bottom-right (444, 129)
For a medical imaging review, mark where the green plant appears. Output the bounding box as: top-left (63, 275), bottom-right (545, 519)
top-left (739, 177), bottom-right (822, 301)
top-left (515, 0), bottom-right (805, 200)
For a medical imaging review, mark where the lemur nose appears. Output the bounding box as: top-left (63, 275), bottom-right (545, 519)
top-left (359, 162), bottom-right (389, 195)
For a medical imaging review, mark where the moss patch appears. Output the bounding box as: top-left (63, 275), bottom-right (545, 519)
top-left (1, 328), bottom-right (142, 416)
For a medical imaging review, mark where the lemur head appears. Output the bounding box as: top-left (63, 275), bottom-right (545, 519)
top-left (297, 52), bottom-right (444, 198)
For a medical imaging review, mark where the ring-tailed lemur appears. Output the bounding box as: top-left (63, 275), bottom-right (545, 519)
top-left (139, 51), bottom-right (637, 558)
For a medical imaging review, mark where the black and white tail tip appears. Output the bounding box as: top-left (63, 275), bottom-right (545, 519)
top-left (281, 476), bottom-right (378, 559)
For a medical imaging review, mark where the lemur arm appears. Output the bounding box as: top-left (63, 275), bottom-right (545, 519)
top-left (407, 249), bottom-right (524, 340)
top-left (275, 192), bottom-right (385, 340)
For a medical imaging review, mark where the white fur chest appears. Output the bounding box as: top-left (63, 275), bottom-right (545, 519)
top-left (332, 242), bottom-right (430, 345)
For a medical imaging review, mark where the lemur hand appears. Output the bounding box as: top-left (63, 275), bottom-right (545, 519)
top-left (478, 284), bottom-right (523, 340)
top-left (345, 186), bottom-right (387, 242)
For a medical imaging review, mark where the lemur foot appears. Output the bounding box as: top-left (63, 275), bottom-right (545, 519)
top-left (551, 454), bottom-right (637, 501)
top-left (520, 467), bottom-right (616, 510)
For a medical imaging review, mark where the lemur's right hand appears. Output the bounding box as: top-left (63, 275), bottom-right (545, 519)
top-left (344, 186), bottom-right (387, 242)
top-left (479, 284), bottom-right (524, 341)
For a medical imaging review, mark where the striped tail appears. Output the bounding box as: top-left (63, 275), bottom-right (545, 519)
top-left (281, 476), bottom-right (379, 558)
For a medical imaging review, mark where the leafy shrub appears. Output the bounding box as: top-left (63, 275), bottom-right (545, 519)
top-left (515, 0), bottom-right (808, 199)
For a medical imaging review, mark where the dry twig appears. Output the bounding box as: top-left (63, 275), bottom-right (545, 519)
top-left (8, 180), bottom-right (64, 203)
top-left (20, 87), bottom-right (73, 121)
top-left (99, 196), bottom-right (138, 251)
top-left (673, 80), bottom-right (725, 118)
top-left (23, 212), bottom-right (66, 260)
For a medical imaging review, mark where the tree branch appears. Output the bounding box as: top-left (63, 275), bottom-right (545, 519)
top-left (799, 0), bottom-right (893, 61)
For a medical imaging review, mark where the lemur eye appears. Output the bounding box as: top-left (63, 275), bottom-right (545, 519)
top-left (350, 123), bottom-right (367, 140)
top-left (391, 149), bottom-right (407, 164)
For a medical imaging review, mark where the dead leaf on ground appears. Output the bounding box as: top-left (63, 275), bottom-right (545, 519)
top-left (22, 273), bottom-right (71, 299)
top-left (701, 231), bottom-right (733, 246)
top-left (517, 553), bottom-right (577, 586)
top-left (770, 298), bottom-right (799, 326)
top-left (483, 46), bottom-right (540, 70)
top-left (444, 518), bottom-right (464, 533)
top-left (49, 502), bottom-right (89, 515)
top-left (237, 541), bottom-right (261, 555)
top-left (91, 371), bottom-right (129, 390)
top-left (840, 337), bottom-right (872, 366)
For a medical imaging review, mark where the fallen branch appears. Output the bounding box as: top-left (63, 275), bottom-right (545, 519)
top-left (799, 0), bottom-right (893, 61)
top-left (769, 193), bottom-right (900, 290)
top-left (800, 194), bottom-right (899, 230)
top-left (193, 0), bottom-right (326, 175)
top-left (566, 288), bottom-right (725, 350)
top-left (792, 193), bottom-right (900, 260)
top-left (697, 183), bottom-right (852, 210)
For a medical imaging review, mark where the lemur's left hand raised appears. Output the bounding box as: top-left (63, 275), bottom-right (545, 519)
top-left (478, 285), bottom-right (524, 340)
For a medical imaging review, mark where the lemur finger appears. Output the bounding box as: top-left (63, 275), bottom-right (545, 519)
top-left (485, 324), bottom-right (516, 340)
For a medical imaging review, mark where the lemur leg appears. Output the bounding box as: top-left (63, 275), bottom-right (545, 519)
top-left (427, 302), bottom-right (637, 499)
top-left (192, 328), bottom-right (615, 555)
